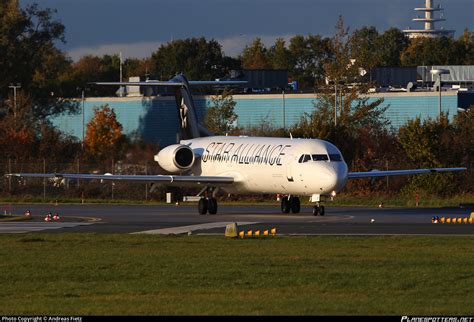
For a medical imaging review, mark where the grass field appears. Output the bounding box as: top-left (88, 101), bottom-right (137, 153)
top-left (0, 234), bottom-right (473, 315)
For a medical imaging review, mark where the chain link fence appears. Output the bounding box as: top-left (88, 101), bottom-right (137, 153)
top-left (0, 159), bottom-right (172, 202)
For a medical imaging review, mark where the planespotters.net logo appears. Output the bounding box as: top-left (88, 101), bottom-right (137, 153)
top-left (402, 317), bottom-right (474, 322)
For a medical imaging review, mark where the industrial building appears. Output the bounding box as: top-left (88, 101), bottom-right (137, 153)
top-left (52, 90), bottom-right (468, 147)
top-left (50, 64), bottom-right (474, 147)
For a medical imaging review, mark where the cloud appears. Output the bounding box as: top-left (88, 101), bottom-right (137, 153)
top-left (67, 41), bottom-right (163, 61)
top-left (67, 34), bottom-right (296, 61)
top-left (217, 34), bottom-right (295, 57)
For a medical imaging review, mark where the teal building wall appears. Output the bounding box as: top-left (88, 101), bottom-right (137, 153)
top-left (51, 92), bottom-right (459, 147)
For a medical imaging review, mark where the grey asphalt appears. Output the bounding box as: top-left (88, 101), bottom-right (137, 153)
top-left (1, 203), bottom-right (473, 235)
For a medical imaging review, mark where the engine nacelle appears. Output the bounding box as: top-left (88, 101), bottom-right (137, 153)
top-left (154, 144), bottom-right (195, 173)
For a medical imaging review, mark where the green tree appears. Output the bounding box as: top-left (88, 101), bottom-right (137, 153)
top-left (349, 26), bottom-right (380, 71)
top-left (458, 29), bottom-right (474, 64)
top-left (374, 28), bottom-right (409, 67)
top-left (268, 38), bottom-right (292, 70)
top-left (204, 89), bottom-right (239, 135)
top-left (397, 115), bottom-right (464, 195)
top-left (401, 37), bottom-right (466, 66)
top-left (150, 37), bottom-right (224, 80)
top-left (241, 38), bottom-right (271, 69)
top-left (0, 0), bottom-right (75, 119)
top-left (292, 16), bottom-right (388, 165)
top-left (288, 34), bottom-right (332, 89)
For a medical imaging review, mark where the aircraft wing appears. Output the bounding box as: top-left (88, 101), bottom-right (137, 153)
top-left (6, 173), bottom-right (234, 185)
top-left (347, 167), bottom-right (466, 179)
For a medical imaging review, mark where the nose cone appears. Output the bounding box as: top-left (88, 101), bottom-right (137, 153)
top-left (322, 162), bottom-right (348, 193)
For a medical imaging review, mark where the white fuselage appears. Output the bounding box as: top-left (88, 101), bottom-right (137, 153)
top-left (182, 136), bottom-right (348, 197)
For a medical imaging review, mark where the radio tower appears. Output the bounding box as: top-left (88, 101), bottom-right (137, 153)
top-left (403, 0), bottom-right (455, 38)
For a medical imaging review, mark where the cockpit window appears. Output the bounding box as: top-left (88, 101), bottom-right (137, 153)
top-left (298, 154), bottom-right (312, 163)
top-left (299, 153), bottom-right (342, 162)
top-left (312, 154), bottom-right (329, 161)
top-left (329, 154), bottom-right (342, 161)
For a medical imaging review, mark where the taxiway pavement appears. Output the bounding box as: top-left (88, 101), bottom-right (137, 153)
top-left (1, 203), bottom-right (473, 235)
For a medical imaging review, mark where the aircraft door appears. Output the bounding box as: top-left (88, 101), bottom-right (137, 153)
top-left (286, 154), bottom-right (295, 182)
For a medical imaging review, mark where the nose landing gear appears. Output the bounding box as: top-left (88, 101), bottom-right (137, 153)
top-left (312, 204), bottom-right (325, 216)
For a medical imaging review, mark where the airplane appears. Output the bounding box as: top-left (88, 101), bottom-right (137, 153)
top-left (7, 74), bottom-right (466, 216)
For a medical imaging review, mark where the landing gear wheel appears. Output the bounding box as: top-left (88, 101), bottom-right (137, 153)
top-left (208, 197), bottom-right (218, 215)
top-left (312, 205), bottom-right (326, 216)
top-left (312, 205), bottom-right (319, 216)
top-left (290, 197), bottom-right (301, 214)
top-left (198, 198), bottom-right (208, 215)
top-left (281, 197), bottom-right (291, 214)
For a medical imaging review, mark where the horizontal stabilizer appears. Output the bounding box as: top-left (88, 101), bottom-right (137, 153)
top-left (90, 80), bottom-right (247, 87)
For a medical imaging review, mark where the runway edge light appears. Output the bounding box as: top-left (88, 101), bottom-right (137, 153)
top-left (225, 223), bottom-right (238, 238)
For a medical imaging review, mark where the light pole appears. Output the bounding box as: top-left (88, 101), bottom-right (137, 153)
top-left (430, 69), bottom-right (450, 118)
top-left (282, 90), bottom-right (286, 130)
top-left (334, 84), bottom-right (337, 127)
top-left (8, 83), bottom-right (21, 119)
top-left (82, 88), bottom-right (85, 148)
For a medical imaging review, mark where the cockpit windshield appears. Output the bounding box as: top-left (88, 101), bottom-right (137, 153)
top-left (329, 154), bottom-right (342, 161)
top-left (298, 153), bottom-right (343, 163)
top-left (312, 154), bottom-right (329, 161)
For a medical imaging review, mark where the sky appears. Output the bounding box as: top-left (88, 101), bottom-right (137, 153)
top-left (24, 0), bottom-right (474, 61)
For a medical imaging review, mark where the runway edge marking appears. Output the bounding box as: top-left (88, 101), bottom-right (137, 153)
top-left (131, 222), bottom-right (259, 235)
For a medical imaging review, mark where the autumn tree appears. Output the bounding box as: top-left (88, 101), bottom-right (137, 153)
top-left (241, 38), bottom-right (271, 69)
top-left (84, 105), bottom-right (126, 161)
top-left (204, 89), bottom-right (239, 135)
top-left (401, 36), bottom-right (466, 66)
top-left (458, 29), bottom-right (474, 64)
top-left (398, 116), bottom-right (447, 196)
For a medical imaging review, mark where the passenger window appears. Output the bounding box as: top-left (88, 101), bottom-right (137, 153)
top-left (329, 154), bottom-right (342, 161)
top-left (312, 154), bottom-right (329, 161)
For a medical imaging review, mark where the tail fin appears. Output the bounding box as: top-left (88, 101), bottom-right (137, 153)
top-left (171, 74), bottom-right (204, 140)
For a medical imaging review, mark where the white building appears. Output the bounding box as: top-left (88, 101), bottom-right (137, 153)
top-left (403, 0), bottom-right (455, 39)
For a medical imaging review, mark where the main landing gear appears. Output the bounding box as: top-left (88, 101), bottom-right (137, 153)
top-left (280, 196), bottom-right (301, 214)
top-left (198, 197), bottom-right (218, 215)
top-left (312, 204), bottom-right (325, 216)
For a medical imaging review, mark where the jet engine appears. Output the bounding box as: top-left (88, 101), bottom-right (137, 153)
top-left (154, 144), bottom-right (195, 173)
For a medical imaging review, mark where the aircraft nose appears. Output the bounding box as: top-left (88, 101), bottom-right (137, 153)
top-left (322, 164), bottom-right (347, 193)
top-left (323, 167), bottom-right (338, 191)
